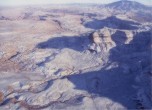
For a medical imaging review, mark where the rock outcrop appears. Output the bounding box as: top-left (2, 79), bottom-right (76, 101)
top-left (89, 27), bottom-right (115, 53)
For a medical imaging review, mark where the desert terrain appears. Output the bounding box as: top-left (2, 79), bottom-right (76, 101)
top-left (0, 1), bottom-right (152, 110)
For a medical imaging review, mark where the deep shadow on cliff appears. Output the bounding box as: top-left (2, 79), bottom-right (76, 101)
top-left (36, 35), bottom-right (90, 52)
top-left (84, 16), bottom-right (140, 30)
top-left (36, 35), bottom-right (90, 66)
top-left (65, 30), bottom-right (151, 109)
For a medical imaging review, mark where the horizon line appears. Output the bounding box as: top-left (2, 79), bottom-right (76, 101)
top-left (0, 0), bottom-right (151, 7)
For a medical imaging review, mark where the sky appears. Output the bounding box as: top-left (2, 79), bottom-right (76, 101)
top-left (0, 0), bottom-right (151, 6)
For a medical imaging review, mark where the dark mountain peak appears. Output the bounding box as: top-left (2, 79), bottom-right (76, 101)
top-left (106, 0), bottom-right (150, 11)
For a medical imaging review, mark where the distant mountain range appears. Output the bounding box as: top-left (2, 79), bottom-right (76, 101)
top-left (68, 0), bottom-right (152, 12)
top-left (105, 0), bottom-right (152, 11)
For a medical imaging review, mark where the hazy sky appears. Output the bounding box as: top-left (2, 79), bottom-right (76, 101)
top-left (0, 0), bottom-right (151, 6)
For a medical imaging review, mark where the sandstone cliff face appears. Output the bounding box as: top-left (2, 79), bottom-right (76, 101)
top-left (89, 28), bottom-right (114, 53)
top-left (89, 28), bottom-right (127, 54)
